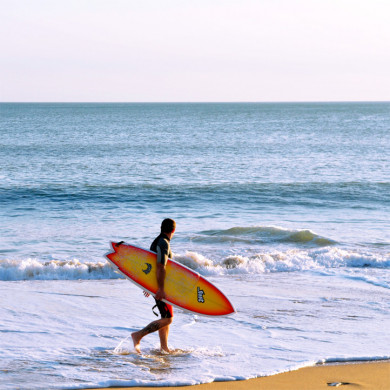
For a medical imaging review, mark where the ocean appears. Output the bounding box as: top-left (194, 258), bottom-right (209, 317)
top-left (0, 102), bottom-right (389, 389)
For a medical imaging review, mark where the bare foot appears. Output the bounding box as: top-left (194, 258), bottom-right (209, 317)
top-left (131, 332), bottom-right (141, 354)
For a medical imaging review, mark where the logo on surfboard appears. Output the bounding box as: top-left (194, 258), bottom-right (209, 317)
top-left (142, 263), bottom-right (152, 275)
top-left (197, 287), bottom-right (205, 303)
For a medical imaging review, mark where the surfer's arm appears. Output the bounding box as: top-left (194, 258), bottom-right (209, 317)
top-left (155, 240), bottom-right (169, 300)
top-left (155, 263), bottom-right (166, 300)
top-left (156, 244), bottom-right (169, 266)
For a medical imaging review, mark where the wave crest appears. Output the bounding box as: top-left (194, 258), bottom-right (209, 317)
top-left (193, 226), bottom-right (337, 247)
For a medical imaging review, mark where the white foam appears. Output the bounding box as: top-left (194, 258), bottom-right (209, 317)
top-left (1, 271), bottom-right (390, 389)
top-left (0, 258), bottom-right (121, 281)
top-left (1, 246), bottom-right (389, 281)
top-left (175, 247), bottom-right (390, 276)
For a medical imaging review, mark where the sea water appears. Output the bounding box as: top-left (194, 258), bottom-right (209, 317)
top-left (0, 102), bottom-right (389, 389)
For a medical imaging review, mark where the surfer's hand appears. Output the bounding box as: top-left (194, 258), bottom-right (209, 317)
top-left (143, 291), bottom-right (150, 298)
top-left (155, 288), bottom-right (165, 301)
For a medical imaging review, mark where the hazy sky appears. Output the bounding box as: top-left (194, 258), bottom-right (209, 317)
top-left (1, 0), bottom-right (389, 102)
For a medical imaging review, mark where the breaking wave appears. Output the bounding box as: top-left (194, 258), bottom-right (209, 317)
top-left (1, 247), bottom-right (389, 281)
top-left (175, 247), bottom-right (390, 276)
top-left (0, 258), bottom-right (121, 281)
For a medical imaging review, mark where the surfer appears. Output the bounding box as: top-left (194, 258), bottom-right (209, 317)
top-left (131, 218), bottom-right (176, 353)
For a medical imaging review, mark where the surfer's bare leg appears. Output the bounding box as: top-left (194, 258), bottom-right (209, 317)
top-left (158, 322), bottom-right (171, 352)
top-left (131, 318), bottom-right (172, 353)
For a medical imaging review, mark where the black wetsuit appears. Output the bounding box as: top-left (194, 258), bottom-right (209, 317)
top-left (150, 233), bottom-right (172, 266)
top-left (150, 233), bottom-right (173, 318)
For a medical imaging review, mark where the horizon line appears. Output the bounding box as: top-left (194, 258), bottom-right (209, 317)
top-left (1, 100), bottom-right (390, 104)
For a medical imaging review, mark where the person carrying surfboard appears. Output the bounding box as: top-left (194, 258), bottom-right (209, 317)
top-left (131, 218), bottom-right (176, 353)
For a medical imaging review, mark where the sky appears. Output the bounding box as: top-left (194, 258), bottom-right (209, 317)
top-left (1, 0), bottom-right (389, 102)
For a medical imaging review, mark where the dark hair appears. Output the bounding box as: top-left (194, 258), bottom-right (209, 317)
top-left (161, 218), bottom-right (176, 234)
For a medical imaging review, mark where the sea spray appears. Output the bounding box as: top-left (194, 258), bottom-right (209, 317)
top-left (113, 335), bottom-right (134, 355)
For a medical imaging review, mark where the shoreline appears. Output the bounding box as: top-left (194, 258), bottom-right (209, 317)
top-left (82, 360), bottom-right (390, 390)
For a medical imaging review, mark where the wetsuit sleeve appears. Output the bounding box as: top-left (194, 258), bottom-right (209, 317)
top-left (156, 238), bottom-right (170, 266)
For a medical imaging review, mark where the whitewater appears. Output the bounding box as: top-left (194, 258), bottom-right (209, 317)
top-left (1, 231), bottom-right (390, 281)
top-left (1, 102), bottom-right (389, 389)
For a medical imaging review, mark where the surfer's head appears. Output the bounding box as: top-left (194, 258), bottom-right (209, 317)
top-left (161, 218), bottom-right (176, 235)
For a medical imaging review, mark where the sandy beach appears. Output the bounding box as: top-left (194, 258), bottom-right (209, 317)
top-left (84, 361), bottom-right (390, 390)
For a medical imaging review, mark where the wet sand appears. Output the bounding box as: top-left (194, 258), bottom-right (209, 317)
top-left (84, 360), bottom-right (390, 390)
